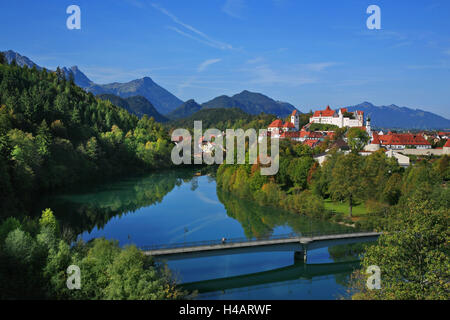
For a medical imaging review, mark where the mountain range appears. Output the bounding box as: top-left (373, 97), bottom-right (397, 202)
top-left (3, 50), bottom-right (449, 129)
top-left (166, 99), bottom-right (202, 120)
top-left (2, 50), bottom-right (183, 115)
top-left (84, 77), bottom-right (183, 115)
top-left (97, 94), bottom-right (168, 122)
top-left (201, 90), bottom-right (297, 117)
top-left (169, 107), bottom-right (262, 130)
top-left (347, 102), bottom-right (450, 130)
top-left (166, 91), bottom-right (297, 120)
top-left (3, 50), bottom-right (42, 70)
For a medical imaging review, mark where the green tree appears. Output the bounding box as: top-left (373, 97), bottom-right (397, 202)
top-left (36, 119), bottom-right (51, 157)
top-left (352, 197), bottom-right (449, 300)
top-left (287, 156), bottom-right (315, 191)
top-left (433, 155), bottom-right (449, 182)
top-left (347, 127), bottom-right (369, 152)
top-left (329, 153), bottom-right (365, 217)
top-left (0, 52), bottom-right (6, 65)
top-left (85, 136), bottom-right (100, 161)
top-left (104, 245), bottom-right (186, 300)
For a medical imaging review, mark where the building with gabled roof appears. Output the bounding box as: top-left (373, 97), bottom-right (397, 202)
top-left (303, 139), bottom-right (320, 148)
top-left (444, 139), bottom-right (450, 154)
top-left (309, 105), bottom-right (364, 128)
top-left (377, 132), bottom-right (431, 150)
top-left (267, 109), bottom-right (300, 137)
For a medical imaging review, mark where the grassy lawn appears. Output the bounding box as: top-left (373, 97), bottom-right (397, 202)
top-left (324, 199), bottom-right (367, 217)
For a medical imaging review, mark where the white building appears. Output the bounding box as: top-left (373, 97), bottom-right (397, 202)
top-left (386, 150), bottom-right (410, 167)
top-left (309, 106), bottom-right (364, 128)
top-left (267, 110), bottom-right (300, 137)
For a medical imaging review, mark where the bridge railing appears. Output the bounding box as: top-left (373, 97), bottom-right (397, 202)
top-left (140, 228), bottom-right (375, 251)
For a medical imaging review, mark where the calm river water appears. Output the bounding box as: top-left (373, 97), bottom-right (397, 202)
top-left (37, 169), bottom-right (363, 300)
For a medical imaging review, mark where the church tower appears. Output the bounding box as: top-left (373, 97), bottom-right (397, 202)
top-left (366, 117), bottom-right (372, 138)
top-left (291, 110), bottom-right (299, 130)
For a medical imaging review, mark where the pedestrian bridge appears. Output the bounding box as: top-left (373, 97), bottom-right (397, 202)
top-left (141, 230), bottom-right (381, 261)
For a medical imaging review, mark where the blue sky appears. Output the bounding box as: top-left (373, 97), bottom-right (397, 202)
top-left (1, 0), bottom-right (449, 118)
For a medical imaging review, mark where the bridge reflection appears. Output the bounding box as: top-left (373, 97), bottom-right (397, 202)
top-left (181, 260), bottom-right (360, 294)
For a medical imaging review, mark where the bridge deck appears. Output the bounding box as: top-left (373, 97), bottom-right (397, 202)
top-left (142, 231), bottom-right (381, 257)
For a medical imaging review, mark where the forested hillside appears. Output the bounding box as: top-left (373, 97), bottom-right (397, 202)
top-left (167, 107), bottom-right (276, 132)
top-left (97, 93), bottom-right (169, 122)
top-left (0, 60), bottom-right (173, 216)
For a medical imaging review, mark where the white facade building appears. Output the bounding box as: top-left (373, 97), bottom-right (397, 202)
top-left (309, 106), bottom-right (364, 128)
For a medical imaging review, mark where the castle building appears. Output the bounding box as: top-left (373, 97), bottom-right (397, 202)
top-left (309, 106), bottom-right (364, 128)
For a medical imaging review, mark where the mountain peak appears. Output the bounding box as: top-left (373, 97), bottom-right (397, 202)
top-left (166, 99), bottom-right (201, 120)
top-left (2, 50), bottom-right (41, 70)
top-left (87, 75), bottom-right (183, 115)
top-left (62, 66), bottom-right (93, 87)
top-left (347, 102), bottom-right (450, 129)
top-left (202, 91), bottom-right (297, 117)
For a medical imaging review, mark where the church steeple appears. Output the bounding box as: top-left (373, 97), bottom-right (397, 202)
top-left (366, 116), bottom-right (371, 137)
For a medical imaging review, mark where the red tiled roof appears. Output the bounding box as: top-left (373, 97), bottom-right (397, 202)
top-left (312, 105), bottom-right (335, 117)
top-left (357, 110), bottom-right (364, 115)
top-left (444, 139), bottom-right (450, 148)
top-left (300, 131), bottom-right (309, 138)
top-left (371, 132), bottom-right (381, 144)
top-left (438, 132), bottom-right (450, 136)
top-left (268, 119), bottom-right (284, 128)
top-left (303, 139), bottom-right (320, 147)
top-left (340, 108), bottom-right (348, 113)
top-left (308, 131), bottom-right (325, 139)
top-left (378, 133), bottom-right (431, 146)
top-left (326, 132), bottom-right (336, 139)
top-left (291, 110), bottom-right (298, 116)
top-left (280, 131), bottom-right (303, 138)
top-left (331, 139), bottom-right (348, 149)
top-left (283, 122), bottom-right (295, 128)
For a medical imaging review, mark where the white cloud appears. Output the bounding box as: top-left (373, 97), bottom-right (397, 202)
top-left (152, 3), bottom-right (233, 50)
top-left (301, 62), bottom-right (338, 72)
top-left (248, 64), bottom-right (317, 86)
top-left (243, 61), bottom-right (338, 86)
top-left (222, 0), bottom-right (246, 19)
top-left (81, 65), bottom-right (177, 84)
top-left (407, 62), bottom-right (450, 70)
top-left (196, 191), bottom-right (220, 205)
top-left (198, 58), bottom-right (221, 72)
top-left (246, 57), bottom-right (264, 64)
top-left (125, 0), bottom-right (145, 8)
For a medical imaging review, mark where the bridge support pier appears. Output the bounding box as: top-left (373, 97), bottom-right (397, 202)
top-left (294, 249), bottom-right (307, 263)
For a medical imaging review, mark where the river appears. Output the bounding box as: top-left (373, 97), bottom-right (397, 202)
top-left (36, 168), bottom-right (366, 300)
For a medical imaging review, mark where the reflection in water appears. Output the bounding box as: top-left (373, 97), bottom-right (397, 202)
top-left (217, 189), bottom-right (352, 239)
top-left (36, 170), bottom-right (369, 299)
top-left (182, 260), bottom-right (360, 295)
top-left (36, 168), bottom-right (198, 238)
